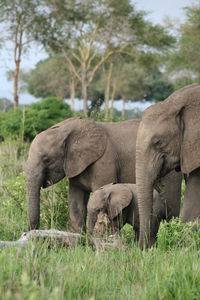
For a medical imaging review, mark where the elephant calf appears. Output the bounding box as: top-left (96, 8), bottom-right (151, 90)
top-left (87, 183), bottom-right (165, 242)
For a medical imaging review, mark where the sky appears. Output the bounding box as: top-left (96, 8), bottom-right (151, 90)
top-left (0, 0), bottom-right (193, 110)
top-left (135, 0), bottom-right (191, 24)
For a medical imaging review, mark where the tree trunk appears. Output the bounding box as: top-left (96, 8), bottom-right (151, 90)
top-left (81, 63), bottom-right (88, 117)
top-left (110, 77), bottom-right (117, 121)
top-left (14, 19), bottom-right (23, 112)
top-left (70, 77), bottom-right (75, 112)
top-left (121, 95), bottom-right (125, 120)
top-left (104, 62), bottom-right (113, 121)
top-left (14, 62), bottom-right (20, 112)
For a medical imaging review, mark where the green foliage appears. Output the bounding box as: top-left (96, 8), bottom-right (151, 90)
top-left (40, 179), bottom-right (70, 230)
top-left (0, 140), bottom-right (70, 240)
top-left (27, 57), bottom-right (71, 99)
top-left (24, 97), bottom-right (72, 139)
top-left (0, 97), bottom-right (73, 140)
top-left (149, 79), bottom-right (174, 101)
top-left (0, 239), bottom-right (200, 299)
top-left (165, 2), bottom-right (200, 85)
top-left (178, 3), bottom-right (200, 77)
top-left (0, 174), bottom-right (70, 240)
top-left (0, 108), bottom-right (23, 139)
top-left (157, 218), bottom-right (200, 251)
top-left (0, 139), bottom-right (200, 299)
top-left (120, 224), bottom-right (136, 245)
top-left (27, 0), bottom-right (175, 118)
top-left (0, 173), bottom-right (27, 240)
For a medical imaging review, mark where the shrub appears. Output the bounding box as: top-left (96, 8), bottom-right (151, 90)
top-left (0, 173), bottom-right (70, 240)
top-left (157, 218), bottom-right (200, 251)
top-left (0, 97), bottom-right (73, 141)
top-left (0, 139), bottom-right (70, 240)
top-left (0, 172), bottom-right (28, 240)
top-left (120, 224), bottom-right (136, 245)
top-left (40, 179), bottom-right (70, 230)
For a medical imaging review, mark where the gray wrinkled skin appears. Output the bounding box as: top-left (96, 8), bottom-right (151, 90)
top-left (136, 84), bottom-right (200, 249)
top-left (26, 117), bottom-right (181, 235)
top-left (88, 183), bottom-right (165, 243)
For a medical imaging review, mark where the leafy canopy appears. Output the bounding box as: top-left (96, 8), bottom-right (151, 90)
top-left (0, 97), bottom-right (73, 140)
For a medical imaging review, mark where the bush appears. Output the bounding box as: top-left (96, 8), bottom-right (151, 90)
top-left (0, 172), bottom-right (70, 240)
top-left (0, 140), bottom-right (70, 240)
top-left (148, 79), bottom-right (174, 102)
top-left (157, 218), bottom-right (200, 251)
top-left (0, 172), bottom-right (28, 240)
top-left (40, 179), bottom-right (70, 230)
top-left (0, 97), bottom-right (73, 141)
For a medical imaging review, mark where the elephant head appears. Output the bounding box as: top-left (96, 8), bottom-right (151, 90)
top-left (87, 183), bottom-right (133, 235)
top-left (26, 118), bottom-right (107, 229)
top-left (136, 83), bottom-right (200, 249)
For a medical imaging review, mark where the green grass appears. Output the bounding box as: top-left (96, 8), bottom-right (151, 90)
top-left (0, 140), bottom-right (200, 300)
top-left (0, 244), bottom-right (199, 299)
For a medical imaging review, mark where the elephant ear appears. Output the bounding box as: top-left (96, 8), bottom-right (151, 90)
top-left (180, 85), bottom-right (200, 174)
top-left (108, 185), bottom-right (133, 219)
top-left (64, 121), bottom-right (107, 178)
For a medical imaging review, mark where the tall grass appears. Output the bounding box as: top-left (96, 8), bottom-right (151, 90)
top-left (0, 140), bottom-right (200, 300)
top-left (0, 139), bottom-right (69, 240)
top-left (0, 243), bottom-right (199, 299)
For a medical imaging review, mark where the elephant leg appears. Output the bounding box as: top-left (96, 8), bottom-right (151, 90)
top-left (181, 168), bottom-right (200, 222)
top-left (163, 170), bottom-right (182, 220)
top-left (150, 214), bottom-right (163, 245)
top-left (131, 203), bottom-right (139, 241)
top-left (133, 217), bottom-right (139, 242)
top-left (68, 180), bottom-right (89, 233)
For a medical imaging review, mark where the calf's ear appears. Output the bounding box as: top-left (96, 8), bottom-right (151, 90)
top-left (108, 186), bottom-right (132, 219)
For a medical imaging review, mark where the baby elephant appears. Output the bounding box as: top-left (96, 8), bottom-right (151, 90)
top-left (87, 183), bottom-right (165, 242)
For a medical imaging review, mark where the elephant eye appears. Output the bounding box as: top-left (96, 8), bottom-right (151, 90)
top-left (43, 156), bottom-right (50, 164)
top-left (153, 138), bottom-right (163, 148)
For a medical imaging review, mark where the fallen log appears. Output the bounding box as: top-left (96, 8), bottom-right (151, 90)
top-left (0, 229), bottom-right (123, 250)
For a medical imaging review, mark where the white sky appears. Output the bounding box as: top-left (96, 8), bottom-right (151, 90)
top-left (0, 0), bottom-right (194, 108)
top-left (135, 0), bottom-right (191, 24)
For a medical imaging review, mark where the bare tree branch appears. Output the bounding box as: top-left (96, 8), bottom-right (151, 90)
top-left (88, 50), bottom-right (113, 84)
top-left (62, 50), bottom-right (81, 81)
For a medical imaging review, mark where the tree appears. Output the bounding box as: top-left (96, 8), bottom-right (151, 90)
top-left (27, 56), bottom-right (79, 112)
top-left (115, 61), bottom-right (150, 119)
top-left (0, 98), bottom-right (13, 112)
top-left (165, 2), bottom-right (200, 87)
top-left (27, 57), bottom-right (70, 96)
top-left (0, 0), bottom-right (38, 111)
top-left (179, 3), bottom-right (200, 78)
top-left (148, 80), bottom-right (174, 102)
top-left (32, 0), bottom-right (175, 116)
top-left (0, 97), bottom-right (73, 140)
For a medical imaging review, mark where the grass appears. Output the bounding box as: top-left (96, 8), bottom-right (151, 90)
top-left (0, 244), bottom-right (199, 299)
top-left (0, 139), bottom-right (200, 300)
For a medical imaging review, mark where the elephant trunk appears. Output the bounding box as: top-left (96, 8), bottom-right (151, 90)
top-left (87, 210), bottom-right (98, 235)
top-left (136, 153), bottom-right (154, 249)
top-left (26, 172), bottom-right (43, 230)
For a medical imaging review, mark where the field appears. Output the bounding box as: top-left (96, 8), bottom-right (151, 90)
top-left (0, 140), bottom-right (200, 300)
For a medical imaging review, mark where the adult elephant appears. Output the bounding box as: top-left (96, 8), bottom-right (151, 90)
top-left (136, 83), bottom-right (200, 249)
top-left (26, 117), bottom-right (181, 233)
